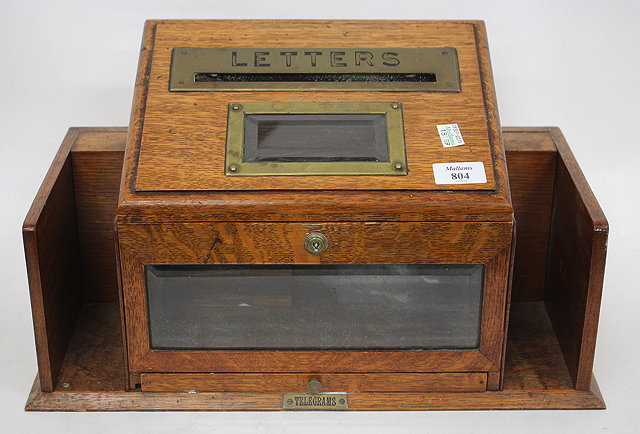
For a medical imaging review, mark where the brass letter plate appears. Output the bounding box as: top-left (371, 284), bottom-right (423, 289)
top-left (170, 47), bottom-right (460, 92)
top-left (283, 393), bottom-right (348, 410)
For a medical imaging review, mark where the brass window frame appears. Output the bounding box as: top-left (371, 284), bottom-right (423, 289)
top-left (225, 102), bottom-right (408, 176)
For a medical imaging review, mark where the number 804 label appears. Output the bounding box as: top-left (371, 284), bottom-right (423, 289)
top-left (432, 162), bottom-right (487, 185)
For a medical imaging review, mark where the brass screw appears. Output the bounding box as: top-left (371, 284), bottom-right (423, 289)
top-left (391, 103), bottom-right (400, 109)
top-left (339, 398), bottom-right (346, 405)
top-left (393, 162), bottom-right (404, 171)
top-left (287, 399), bottom-right (293, 405)
top-left (228, 164), bottom-right (238, 173)
top-left (231, 104), bottom-right (242, 111)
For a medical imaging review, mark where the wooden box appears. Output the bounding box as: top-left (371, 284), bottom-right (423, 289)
top-left (22, 20), bottom-right (608, 411)
top-left (117, 20), bottom-right (512, 397)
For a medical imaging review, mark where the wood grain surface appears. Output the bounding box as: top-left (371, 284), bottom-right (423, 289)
top-left (481, 247), bottom-right (513, 390)
top-left (118, 221), bottom-right (511, 374)
top-left (504, 302), bottom-right (574, 390)
top-left (544, 128), bottom-right (608, 390)
top-left (117, 221), bottom-right (512, 265)
top-left (25, 383), bottom-right (605, 411)
top-left (24, 301), bottom-right (605, 411)
top-left (23, 126), bottom-right (607, 408)
top-left (117, 20), bottom-right (512, 224)
top-left (54, 303), bottom-right (126, 392)
top-left (140, 372), bottom-right (487, 393)
top-left (71, 128), bottom-right (126, 302)
top-left (22, 128), bottom-right (83, 392)
top-left (117, 189), bottom-right (514, 223)
top-left (133, 20), bottom-right (498, 192)
top-left (64, 126), bottom-right (554, 300)
top-left (502, 129), bottom-right (557, 300)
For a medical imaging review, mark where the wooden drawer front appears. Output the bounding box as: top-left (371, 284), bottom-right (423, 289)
top-left (117, 221), bottom-right (512, 265)
top-left (140, 373), bottom-right (487, 393)
top-left (118, 220), bottom-right (512, 384)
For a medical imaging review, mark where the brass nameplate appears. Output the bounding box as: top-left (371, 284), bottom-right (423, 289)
top-left (283, 393), bottom-right (348, 410)
top-left (170, 47), bottom-right (460, 92)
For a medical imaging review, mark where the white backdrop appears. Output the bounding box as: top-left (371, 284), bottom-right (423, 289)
top-left (1, 1), bottom-right (639, 432)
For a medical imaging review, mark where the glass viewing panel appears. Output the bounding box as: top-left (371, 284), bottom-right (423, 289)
top-left (225, 102), bottom-right (407, 176)
top-left (146, 264), bottom-right (484, 351)
top-left (242, 114), bottom-right (389, 163)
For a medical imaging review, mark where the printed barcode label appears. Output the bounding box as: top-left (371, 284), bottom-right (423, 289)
top-left (433, 162), bottom-right (487, 184)
top-left (437, 123), bottom-right (465, 147)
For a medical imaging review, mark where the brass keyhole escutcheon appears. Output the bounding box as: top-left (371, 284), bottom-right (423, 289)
top-left (304, 233), bottom-right (328, 255)
top-left (307, 378), bottom-right (323, 394)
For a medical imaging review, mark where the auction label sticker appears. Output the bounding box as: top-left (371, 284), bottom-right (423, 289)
top-left (437, 123), bottom-right (465, 147)
top-left (433, 162), bottom-right (487, 184)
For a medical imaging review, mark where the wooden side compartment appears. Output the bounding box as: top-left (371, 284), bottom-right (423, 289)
top-left (504, 127), bottom-right (609, 391)
top-left (544, 129), bottom-right (608, 390)
top-left (23, 127), bottom-right (607, 410)
top-left (22, 127), bottom-right (126, 391)
top-left (23, 129), bottom-right (83, 392)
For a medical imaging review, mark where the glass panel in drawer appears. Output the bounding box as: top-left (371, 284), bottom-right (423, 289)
top-left (146, 264), bottom-right (483, 351)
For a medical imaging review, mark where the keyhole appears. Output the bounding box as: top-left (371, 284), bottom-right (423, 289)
top-left (304, 233), bottom-right (328, 255)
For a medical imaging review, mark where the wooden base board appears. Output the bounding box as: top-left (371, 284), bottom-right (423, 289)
top-left (25, 302), bottom-right (605, 411)
top-left (25, 378), bottom-right (604, 411)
